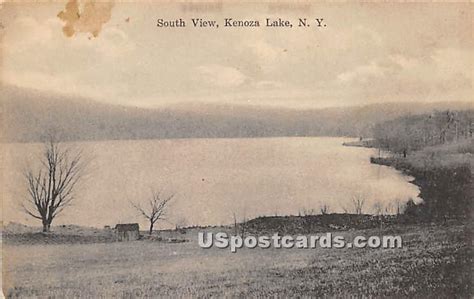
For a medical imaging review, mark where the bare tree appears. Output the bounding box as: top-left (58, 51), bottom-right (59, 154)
top-left (384, 202), bottom-right (394, 215)
top-left (240, 212), bottom-right (248, 238)
top-left (22, 136), bottom-right (85, 232)
top-left (372, 201), bottom-right (384, 216)
top-left (299, 208), bottom-right (316, 216)
top-left (320, 203), bottom-right (330, 215)
top-left (231, 210), bottom-right (248, 237)
top-left (351, 193), bottom-right (366, 215)
top-left (340, 204), bottom-right (349, 214)
top-left (372, 200), bottom-right (387, 230)
top-left (232, 212), bottom-right (238, 236)
top-left (394, 198), bottom-right (403, 215)
top-left (131, 190), bottom-right (174, 235)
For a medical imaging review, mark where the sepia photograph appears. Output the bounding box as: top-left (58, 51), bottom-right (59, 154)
top-left (1, 1), bottom-right (473, 297)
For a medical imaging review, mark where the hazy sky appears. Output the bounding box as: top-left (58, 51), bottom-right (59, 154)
top-left (2, 2), bottom-right (472, 109)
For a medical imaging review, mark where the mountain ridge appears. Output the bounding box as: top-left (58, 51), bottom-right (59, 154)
top-left (2, 85), bottom-right (473, 142)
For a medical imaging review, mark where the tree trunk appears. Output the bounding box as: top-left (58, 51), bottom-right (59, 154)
top-left (149, 221), bottom-right (154, 235)
top-left (42, 222), bottom-right (50, 232)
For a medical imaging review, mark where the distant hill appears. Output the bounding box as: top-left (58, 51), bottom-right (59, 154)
top-left (2, 85), bottom-right (473, 142)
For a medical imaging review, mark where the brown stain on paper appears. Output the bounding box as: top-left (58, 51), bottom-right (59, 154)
top-left (57, 0), bottom-right (114, 38)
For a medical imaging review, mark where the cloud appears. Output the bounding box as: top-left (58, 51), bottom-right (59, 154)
top-left (338, 47), bottom-right (472, 87)
top-left (3, 17), bottom-right (60, 52)
top-left (337, 61), bottom-right (387, 83)
top-left (254, 80), bottom-right (284, 89)
top-left (388, 54), bottom-right (418, 70)
top-left (247, 40), bottom-right (283, 64)
top-left (430, 48), bottom-right (472, 81)
top-left (194, 64), bottom-right (246, 88)
top-left (3, 70), bottom-right (80, 95)
top-left (2, 3), bottom-right (471, 109)
top-left (3, 13), bottom-right (136, 103)
top-left (2, 69), bottom-right (125, 103)
top-left (333, 45), bottom-right (472, 105)
top-left (91, 27), bottom-right (136, 57)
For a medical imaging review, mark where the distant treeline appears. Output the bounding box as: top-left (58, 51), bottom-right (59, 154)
top-left (373, 110), bottom-right (474, 156)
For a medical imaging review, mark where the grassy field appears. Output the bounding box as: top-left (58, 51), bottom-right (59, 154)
top-left (407, 138), bottom-right (474, 171)
top-left (3, 223), bottom-right (471, 298)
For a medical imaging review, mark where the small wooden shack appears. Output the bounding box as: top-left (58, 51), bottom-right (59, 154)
top-left (115, 223), bottom-right (140, 241)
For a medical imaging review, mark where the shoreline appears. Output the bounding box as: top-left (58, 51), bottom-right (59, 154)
top-left (370, 150), bottom-right (472, 222)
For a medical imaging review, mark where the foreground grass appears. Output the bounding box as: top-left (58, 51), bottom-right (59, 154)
top-left (3, 223), bottom-right (471, 298)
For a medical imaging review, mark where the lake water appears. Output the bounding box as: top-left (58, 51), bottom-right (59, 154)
top-left (3, 137), bottom-right (420, 229)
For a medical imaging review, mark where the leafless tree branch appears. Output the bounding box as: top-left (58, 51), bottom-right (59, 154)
top-left (22, 135), bottom-right (85, 232)
top-left (130, 189), bottom-right (174, 235)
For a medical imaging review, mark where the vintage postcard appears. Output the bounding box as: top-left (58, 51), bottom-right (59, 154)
top-left (1, 1), bottom-right (473, 297)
